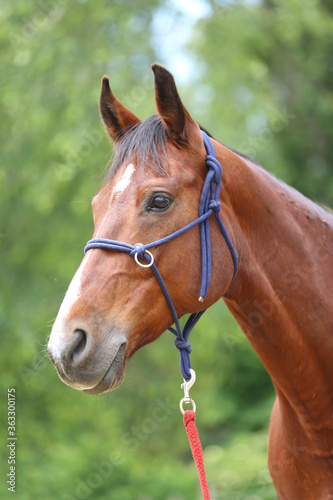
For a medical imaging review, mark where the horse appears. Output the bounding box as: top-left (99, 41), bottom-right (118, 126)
top-left (48, 63), bottom-right (333, 499)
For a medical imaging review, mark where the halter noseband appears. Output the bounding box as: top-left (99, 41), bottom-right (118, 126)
top-left (84, 130), bottom-right (238, 380)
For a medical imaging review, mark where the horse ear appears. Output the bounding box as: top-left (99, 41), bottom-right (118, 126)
top-left (151, 63), bottom-right (199, 143)
top-left (99, 76), bottom-right (141, 141)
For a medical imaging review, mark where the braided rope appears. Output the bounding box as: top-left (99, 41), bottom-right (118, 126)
top-left (183, 410), bottom-right (211, 500)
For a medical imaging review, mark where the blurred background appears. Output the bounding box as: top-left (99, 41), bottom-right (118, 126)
top-left (1, 0), bottom-right (332, 499)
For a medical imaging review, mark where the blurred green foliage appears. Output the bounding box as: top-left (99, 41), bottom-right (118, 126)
top-left (1, 0), bottom-right (332, 499)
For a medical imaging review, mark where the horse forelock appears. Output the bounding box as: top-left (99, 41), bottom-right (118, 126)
top-left (104, 115), bottom-right (169, 182)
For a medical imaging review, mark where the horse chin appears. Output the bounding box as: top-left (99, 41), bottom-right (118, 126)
top-left (51, 339), bottom-right (128, 395)
top-left (83, 342), bottom-right (127, 395)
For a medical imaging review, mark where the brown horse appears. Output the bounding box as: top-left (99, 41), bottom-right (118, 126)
top-left (48, 63), bottom-right (333, 499)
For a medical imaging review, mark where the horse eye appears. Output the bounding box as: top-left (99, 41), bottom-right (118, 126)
top-left (149, 194), bottom-right (172, 212)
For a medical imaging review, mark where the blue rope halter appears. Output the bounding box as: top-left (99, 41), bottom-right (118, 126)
top-left (84, 130), bottom-right (238, 380)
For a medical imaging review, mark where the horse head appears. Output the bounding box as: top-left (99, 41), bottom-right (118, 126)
top-left (48, 64), bottom-right (237, 394)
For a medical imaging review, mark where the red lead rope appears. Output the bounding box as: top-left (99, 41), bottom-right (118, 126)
top-left (183, 410), bottom-right (211, 500)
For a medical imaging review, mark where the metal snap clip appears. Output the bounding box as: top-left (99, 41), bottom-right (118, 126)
top-left (179, 369), bottom-right (196, 414)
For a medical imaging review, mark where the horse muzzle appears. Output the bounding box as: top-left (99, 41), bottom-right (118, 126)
top-left (47, 319), bottom-right (128, 394)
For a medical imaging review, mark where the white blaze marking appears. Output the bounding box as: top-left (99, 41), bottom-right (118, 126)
top-left (48, 252), bottom-right (92, 356)
top-left (58, 250), bottom-right (92, 320)
top-left (113, 163), bottom-right (135, 199)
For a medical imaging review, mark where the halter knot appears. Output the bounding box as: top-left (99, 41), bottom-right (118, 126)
top-left (208, 200), bottom-right (221, 213)
top-left (130, 243), bottom-right (146, 259)
top-left (206, 154), bottom-right (222, 183)
top-left (174, 338), bottom-right (192, 354)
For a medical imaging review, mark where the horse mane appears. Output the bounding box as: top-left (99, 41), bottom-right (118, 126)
top-left (199, 125), bottom-right (261, 166)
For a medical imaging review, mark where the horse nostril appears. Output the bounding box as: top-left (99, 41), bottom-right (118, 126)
top-left (71, 329), bottom-right (88, 365)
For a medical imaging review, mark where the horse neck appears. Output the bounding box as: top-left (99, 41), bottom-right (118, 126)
top-left (214, 140), bottom-right (333, 435)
